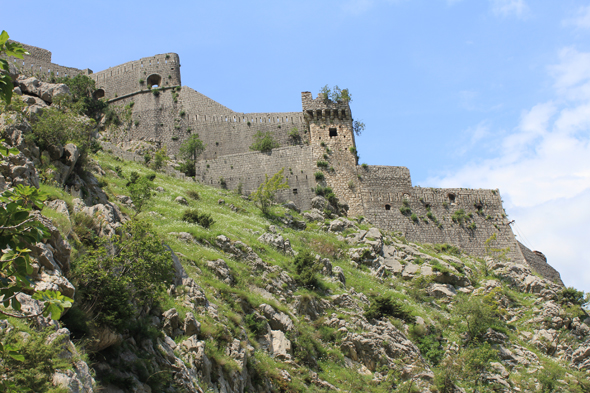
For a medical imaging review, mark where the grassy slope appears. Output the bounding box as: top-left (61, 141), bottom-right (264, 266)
top-left (38, 151), bottom-right (589, 392)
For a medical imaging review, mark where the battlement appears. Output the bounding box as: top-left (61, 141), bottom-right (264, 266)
top-left (301, 92), bottom-right (351, 122)
top-left (3, 40), bottom-right (90, 80)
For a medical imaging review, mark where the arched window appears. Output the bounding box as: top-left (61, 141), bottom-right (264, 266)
top-left (146, 74), bottom-right (162, 88)
top-left (385, 204), bottom-right (391, 211)
top-left (448, 193), bottom-right (456, 203)
top-left (94, 89), bottom-right (105, 99)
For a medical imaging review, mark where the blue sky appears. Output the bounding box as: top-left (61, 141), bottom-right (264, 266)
top-left (4, 0), bottom-right (590, 292)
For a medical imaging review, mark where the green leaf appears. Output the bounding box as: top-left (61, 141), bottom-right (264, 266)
top-left (0, 31), bottom-right (8, 46)
top-left (8, 352), bottom-right (24, 362)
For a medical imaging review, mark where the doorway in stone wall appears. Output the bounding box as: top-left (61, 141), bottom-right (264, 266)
top-left (94, 89), bottom-right (105, 99)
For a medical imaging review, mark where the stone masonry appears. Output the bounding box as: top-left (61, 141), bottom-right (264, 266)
top-left (3, 41), bottom-right (564, 285)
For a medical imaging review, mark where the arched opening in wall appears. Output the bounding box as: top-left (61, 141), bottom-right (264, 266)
top-left (94, 89), bottom-right (105, 99)
top-left (147, 74), bottom-right (162, 88)
top-left (385, 204), bottom-right (391, 210)
top-left (448, 193), bottom-right (456, 203)
top-left (329, 128), bottom-right (338, 137)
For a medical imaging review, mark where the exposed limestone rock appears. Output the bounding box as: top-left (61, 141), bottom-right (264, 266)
top-left (17, 76), bottom-right (70, 103)
top-left (268, 330), bottom-right (292, 360)
top-left (283, 200), bottom-right (300, 212)
top-left (328, 217), bottom-right (356, 232)
top-left (427, 283), bottom-right (457, 298)
top-left (340, 319), bottom-right (424, 372)
top-left (257, 232), bottom-right (295, 255)
top-left (175, 196), bottom-right (188, 205)
top-left (184, 312), bottom-right (201, 337)
top-left (206, 259), bottom-right (236, 285)
top-left (259, 304), bottom-right (294, 332)
top-left (303, 208), bottom-right (324, 222)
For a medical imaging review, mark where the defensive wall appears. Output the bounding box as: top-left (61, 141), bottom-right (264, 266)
top-left (5, 41), bottom-right (91, 80)
top-left (90, 53), bottom-right (181, 100)
top-left (106, 87), bottom-right (308, 161)
top-left (4, 40), bottom-right (564, 285)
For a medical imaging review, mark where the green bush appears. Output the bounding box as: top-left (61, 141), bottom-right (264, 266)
top-left (558, 287), bottom-right (587, 306)
top-left (316, 160), bottom-right (329, 168)
top-left (244, 314), bottom-right (267, 335)
top-left (70, 219), bottom-right (174, 332)
top-left (454, 295), bottom-right (504, 342)
top-left (182, 208), bottom-right (215, 228)
top-left (293, 251), bottom-right (321, 289)
top-left (250, 131), bottom-right (279, 152)
top-left (187, 190), bottom-right (200, 200)
top-left (364, 294), bottom-right (415, 323)
top-left (411, 213), bottom-right (418, 223)
top-left (0, 327), bottom-right (72, 392)
top-left (409, 325), bottom-right (445, 366)
top-left (314, 171), bottom-right (325, 181)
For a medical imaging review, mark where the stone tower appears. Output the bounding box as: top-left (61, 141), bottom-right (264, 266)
top-left (302, 92), bottom-right (363, 216)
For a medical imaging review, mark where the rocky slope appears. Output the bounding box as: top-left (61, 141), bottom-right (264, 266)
top-left (0, 79), bottom-right (588, 392)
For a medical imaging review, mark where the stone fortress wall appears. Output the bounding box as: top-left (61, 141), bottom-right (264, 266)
top-left (5, 42), bottom-right (91, 80)
top-left (90, 53), bottom-right (181, 100)
top-left (5, 41), bottom-right (564, 285)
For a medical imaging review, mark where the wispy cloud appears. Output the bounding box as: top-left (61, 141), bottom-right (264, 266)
top-left (491, 0), bottom-right (529, 18)
top-left (563, 5), bottom-right (590, 30)
top-left (428, 48), bottom-right (590, 290)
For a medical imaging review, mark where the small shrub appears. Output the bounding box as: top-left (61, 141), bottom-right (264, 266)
top-left (399, 206), bottom-right (412, 216)
top-left (219, 177), bottom-right (227, 189)
top-left (244, 314), bottom-right (267, 335)
top-left (411, 213), bottom-right (418, 223)
top-left (179, 110), bottom-right (186, 116)
top-left (314, 171), bottom-right (325, 181)
top-left (467, 222), bottom-right (477, 230)
top-left (364, 294), bottom-right (415, 323)
top-left (451, 209), bottom-right (468, 224)
top-left (182, 208), bottom-right (215, 228)
top-left (361, 163), bottom-right (368, 169)
top-left (250, 130), bottom-right (279, 152)
top-left (316, 160), bottom-right (329, 168)
top-left (187, 190), bottom-right (200, 200)
top-left (293, 251), bottom-right (321, 289)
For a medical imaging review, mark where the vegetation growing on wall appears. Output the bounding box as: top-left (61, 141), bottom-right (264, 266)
top-left (250, 131), bottom-right (280, 152)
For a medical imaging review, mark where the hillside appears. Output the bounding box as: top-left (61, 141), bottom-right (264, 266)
top-left (0, 51), bottom-right (589, 392)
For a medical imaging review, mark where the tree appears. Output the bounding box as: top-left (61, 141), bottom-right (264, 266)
top-left (251, 168), bottom-right (289, 214)
top-left (70, 219), bottom-right (174, 331)
top-left (250, 131), bottom-right (279, 152)
top-left (126, 171), bottom-right (154, 214)
top-left (178, 134), bottom-right (205, 176)
top-left (353, 120), bottom-right (365, 136)
top-left (0, 31), bottom-right (28, 105)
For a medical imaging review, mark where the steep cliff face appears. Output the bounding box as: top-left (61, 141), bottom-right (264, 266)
top-left (1, 77), bottom-right (589, 393)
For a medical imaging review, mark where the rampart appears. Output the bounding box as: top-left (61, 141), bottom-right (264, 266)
top-left (90, 53), bottom-right (181, 100)
top-left (107, 87), bottom-right (307, 160)
top-left (4, 41), bottom-right (91, 80)
top-left (4, 40), bottom-right (564, 285)
top-left (195, 146), bottom-right (317, 211)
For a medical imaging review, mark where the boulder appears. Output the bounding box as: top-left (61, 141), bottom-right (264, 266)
top-left (17, 76), bottom-right (70, 103)
top-left (258, 232), bottom-right (295, 255)
top-left (268, 330), bottom-right (292, 360)
top-left (206, 259), bottom-right (236, 285)
top-left (184, 312), bottom-right (201, 337)
top-left (303, 209), bottom-right (324, 222)
top-left (259, 304), bottom-right (294, 332)
top-left (283, 200), bottom-right (300, 212)
top-left (427, 283), bottom-right (457, 298)
top-left (175, 196), bottom-right (188, 205)
top-left (333, 266), bottom-right (346, 285)
top-left (329, 217), bottom-right (356, 232)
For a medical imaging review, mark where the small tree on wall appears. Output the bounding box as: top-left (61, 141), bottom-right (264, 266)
top-left (251, 168), bottom-right (289, 214)
top-left (250, 131), bottom-right (279, 152)
top-left (178, 134), bottom-right (205, 177)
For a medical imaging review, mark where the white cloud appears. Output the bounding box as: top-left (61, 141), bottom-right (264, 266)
top-left (564, 5), bottom-right (590, 30)
top-left (491, 0), bottom-right (529, 18)
top-left (427, 48), bottom-right (590, 291)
